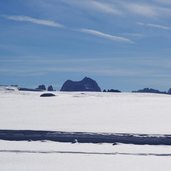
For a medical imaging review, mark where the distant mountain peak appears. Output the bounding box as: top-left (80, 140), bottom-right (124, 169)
top-left (60, 77), bottom-right (101, 92)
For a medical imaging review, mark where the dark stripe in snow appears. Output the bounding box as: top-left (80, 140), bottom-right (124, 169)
top-left (0, 129), bottom-right (171, 145)
top-left (0, 150), bottom-right (171, 157)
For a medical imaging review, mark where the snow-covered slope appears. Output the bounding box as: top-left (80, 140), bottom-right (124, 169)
top-left (1, 140), bottom-right (171, 171)
top-left (1, 89), bottom-right (171, 134)
top-left (1, 89), bottom-right (171, 171)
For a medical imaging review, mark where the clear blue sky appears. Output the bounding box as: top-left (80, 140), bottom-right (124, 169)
top-left (0, 0), bottom-right (171, 91)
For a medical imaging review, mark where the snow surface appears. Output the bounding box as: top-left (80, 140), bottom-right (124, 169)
top-left (1, 89), bottom-right (171, 170)
top-left (1, 89), bottom-right (171, 134)
top-left (1, 140), bottom-right (171, 171)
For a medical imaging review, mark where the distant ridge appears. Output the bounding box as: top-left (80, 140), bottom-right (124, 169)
top-left (133, 88), bottom-right (167, 94)
top-left (60, 77), bottom-right (101, 92)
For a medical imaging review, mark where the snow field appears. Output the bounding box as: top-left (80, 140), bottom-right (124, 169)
top-left (1, 90), bottom-right (171, 134)
top-left (1, 140), bottom-right (171, 171)
top-left (1, 90), bottom-right (171, 170)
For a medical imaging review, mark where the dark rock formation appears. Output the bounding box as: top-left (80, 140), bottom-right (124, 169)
top-left (133, 88), bottom-right (167, 94)
top-left (168, 88), bottom-right (171, 94)
top-left (60, 77), bottom-right (101, 92)
top-left (40, 93), bottom-right (56, 97)
top-left (103, 89), bottom-right (121, 93)
top-left (36, 85), bottom-right (46, 91)
top-left (18, 87), bottom-right (44, 92)
top-left (48, 85), bottom-right (54, 91)
top-left (19, 84), bottom-right (46, 92)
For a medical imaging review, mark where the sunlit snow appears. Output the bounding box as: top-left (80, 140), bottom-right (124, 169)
top-left (1, 88), bottom-right (171, 171)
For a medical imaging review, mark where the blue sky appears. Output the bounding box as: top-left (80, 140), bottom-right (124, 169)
top-left (0, 0), bottom-right (171, 91)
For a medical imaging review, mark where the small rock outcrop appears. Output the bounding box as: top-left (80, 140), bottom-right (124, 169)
top-left (168, 88), bottom-right (171, 94)
top-left (48, 85), bottom-right (54, 91)
top-left (18, 87), bottom-right (44, 92)
top-left (36, 85), bottom-right (46, 91)
top-left (40, 93), bottom-right (56, 97)
top-left (103, 89), bottom-right (121, 93)
top-left (133, 88), bottom-right (166, 94)
top-left (60, 77), bottom-right (101, 92)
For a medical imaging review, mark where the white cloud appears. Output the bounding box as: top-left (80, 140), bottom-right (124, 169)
top-left (87, 1), bottom-right (122, 15)
top-left (78, 28), bottom-right (134, 44)
top-left (122, 3), bottom-right (158, 17)
top-left (2, 55), bottom-right (171, 78)
top-left (1, 14), bottom-right (135, 44)
top-left (1, 65), bottom-right (169, 78)
top-left (137, 22), bottom-right (171, 30)
top-left (3, 15), bottom-right (64, 28)
top-left (64, 0), bottom-right (171, 18)
top-left (0, 66), bottom-right (152, 77)
top-left (62, 0), bottom-right (122, 16)
top-left (119, 1), bottom-right (171, 18)
top-left (156, 6), bottom-right (171, 16)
